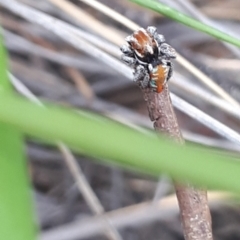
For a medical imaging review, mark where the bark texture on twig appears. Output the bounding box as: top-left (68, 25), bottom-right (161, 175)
top-left (142, 86), bottom-right (182, 142)
top-left (142, 86), bottom-right (213, 240)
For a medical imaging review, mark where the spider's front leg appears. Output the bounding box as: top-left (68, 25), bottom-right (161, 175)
top-left (133, 65), bottom-right (150, 89)
top-left (120, 44), bottom-right (137, 67)
top-left (166, 61), bottom-right (173, 81)
top-left (159, 43), bottom-right (176, 59)
top-left (121, 55), bottom-right (136, 67)
top-left (120, 44), bottom-right (134, 56)
top-left (147, 26), bottom-right (165, 45)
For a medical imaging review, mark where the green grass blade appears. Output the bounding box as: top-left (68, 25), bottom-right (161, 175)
top-left (0, 124), bottom-right (36, 240)
top-left (130, 0), bottom-right (240, 48)
top-left (0, 33), bottom-right (36, 240)
top-left (0, 93), bottom-right (240, 193)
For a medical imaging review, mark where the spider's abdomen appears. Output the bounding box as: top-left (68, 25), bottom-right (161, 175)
top-left (150, 65), bottom-right (169, 93)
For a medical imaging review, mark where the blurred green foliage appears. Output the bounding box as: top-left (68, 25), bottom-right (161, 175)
top-left (0, 33), bottom-right (36, 240)
top-left (0, 93), bottom-right (240, 193)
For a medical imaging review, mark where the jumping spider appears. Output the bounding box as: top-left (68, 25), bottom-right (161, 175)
top-left (120, 26), bottom-right (176, 93)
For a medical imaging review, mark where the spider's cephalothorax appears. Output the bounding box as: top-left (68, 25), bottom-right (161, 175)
top-left (120, 26), bottom-right (176, 93)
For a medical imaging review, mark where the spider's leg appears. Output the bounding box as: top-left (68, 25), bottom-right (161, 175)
top-left (147, 26), bottom-right (157, 37)
top-left (120, 44), bottom-right (134, 56)
top-left (159, 43), bottom-right (176, 59)
top-left (133, 65), bottom-right (150, 88)
top-left (155, 34), bottom-right (165, 45)
top-left (147, 26), bottom-right (165, 45)
top-left (166, 61), bottom-right (173, 81)
top-left (140, 73), bottom-right (150, 88)
top-left (121, 55), bottom-right (136, 67)
top-left (133, 65), bottom-right (145, 82)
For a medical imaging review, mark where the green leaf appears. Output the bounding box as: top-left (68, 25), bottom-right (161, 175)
top-left (0, 33), bottom-right (36, 240)
top-left (130, 0), bottom-right (240, 48)
top-left (0, 93), bottom-right (239, 193)
top-left (0, 124), bottom-right (36, 240)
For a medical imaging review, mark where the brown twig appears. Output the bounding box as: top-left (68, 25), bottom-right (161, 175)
top-left (141, 86), bottom-right (213, 240)
top-left (120, 25), bottom-right (213, 239)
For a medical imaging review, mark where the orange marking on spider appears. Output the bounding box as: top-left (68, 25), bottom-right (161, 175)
top-left (149, 64), bottom-right (169, 93)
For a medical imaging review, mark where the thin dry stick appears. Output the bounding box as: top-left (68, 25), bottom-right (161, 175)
top-left (141, 86), bottom-right (213, 240)
top-left (41, 191), bottom-right (229, 240)
top-left (65, 66), bottom-right (95, 101)
top-left (59, 144), bottom-right (123, 240)
top-left (76, 0), bottom-right (139, 30)
top-left (47, 0), bottom-right (125, 45)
